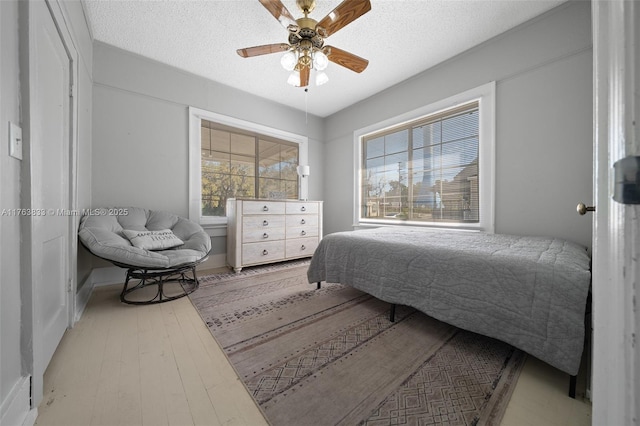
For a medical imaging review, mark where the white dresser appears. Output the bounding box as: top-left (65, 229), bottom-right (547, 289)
top-left (226, 198), bottom-right (323, 272)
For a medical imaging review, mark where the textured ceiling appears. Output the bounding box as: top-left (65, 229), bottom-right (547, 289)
top-left (82, 0), bottom-right (566, 117)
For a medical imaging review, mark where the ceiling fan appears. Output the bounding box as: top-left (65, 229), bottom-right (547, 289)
top-left (236, 0), bottom-right (371, 88)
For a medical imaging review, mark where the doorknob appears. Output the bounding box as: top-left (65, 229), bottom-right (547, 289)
top-left (577, 203), bottom-right (596, 215)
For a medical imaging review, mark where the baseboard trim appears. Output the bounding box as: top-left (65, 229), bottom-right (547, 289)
top-left (74, 266), bottom-right (124, 322)
top-left (197, 253), bottom-right (227, 271)
top-left (75, 275), bottom-right (95, 322)
top-left (22, 408), bottom-right (38, 426)
top-left (0, 376), bottom-right (34, 426)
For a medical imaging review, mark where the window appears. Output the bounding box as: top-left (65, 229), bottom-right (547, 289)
top-left (355, 83), bottom-right (495, 232)
top-left (189, 107), bottom-right (308, 227)
top-left (201, 121), bottom-right (299, 216)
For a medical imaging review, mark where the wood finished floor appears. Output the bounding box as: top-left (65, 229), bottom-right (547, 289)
top-left (35, 275), bottom-right (592, 426)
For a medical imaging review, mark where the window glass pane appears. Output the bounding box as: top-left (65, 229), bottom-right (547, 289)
top-left (259, 139), bottom-right (278, 158)
top-left (413, 145), bottom-right (441, 173)
top-left (230, 154), bottom-right (255, 176)
top-left (281, 144), bottom-right (298, 181)
top-left (284, 181), bottom-right (298, 199)
top-left (366, 156), bottom-right (384, 172)
top-left (230, 133), bottom-right (255, 156)
top-left (384, 151), bottom-right (408, 173)
top-left (259, 178), bottom-right (283, 198)
top-left (230, 174), bottom-right (255, 198)
top-left (385, 130), bottom-right (408, 154)
top-left (281, 144), bottom-right (298, 164)
top-left (259, 157), bottom-right (280, 177)
top-left (441, 137), bottom-right (478, 169)
top-left (412, 171), bottom-right (440, 215)
top-left (281, 162), bottom-right (298, 181)
top-left (363, 171), bottom-right (387, 197)
top-left (211, 129), bottom-right (230, 152)
top-left (201, 173), bottom-right (230, 216)
top-left (365, 137), bottom-right (384, 159)
top-left (205, 152), bottom-right (230, 172)
top-left (259, 140), bottom-right (280, 178)
top-left (441, 111), bottom-right (479, 142)
top-left (413, 122), bottom-right (441, 148)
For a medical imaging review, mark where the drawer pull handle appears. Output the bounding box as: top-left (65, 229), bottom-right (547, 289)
top-left (263, 220), bottom-right (269, 226)
top-left (262, 249), bottom-right (269, 256)
top-left (263, 205), bottom-right (269, 212)
top-left (263, 233), bottom-right (269, 239)
top-left (301, 245), bottom-right (306, 250)
top-left (300, 206), bottom-right (306, 212)
top-left (301, 219), bottom-right (306, 224)
top-left (301, 230), bottom-right (306, 236)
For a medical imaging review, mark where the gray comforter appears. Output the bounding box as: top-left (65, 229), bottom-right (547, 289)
top-left (307, 227), bottom-right (591, 376)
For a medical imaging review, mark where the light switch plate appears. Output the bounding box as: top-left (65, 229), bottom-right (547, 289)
top-left (9, 122), bottom-right (22, 160)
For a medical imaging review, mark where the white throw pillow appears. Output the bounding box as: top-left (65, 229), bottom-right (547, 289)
top-left (122, 229), bottom-right (184, 250)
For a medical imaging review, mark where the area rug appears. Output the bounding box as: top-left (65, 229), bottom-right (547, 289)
top-left (189, 260), bottom-right (526, 426)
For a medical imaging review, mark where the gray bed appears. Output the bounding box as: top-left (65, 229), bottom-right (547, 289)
top-left (307, 227), bottom-right (591, 377)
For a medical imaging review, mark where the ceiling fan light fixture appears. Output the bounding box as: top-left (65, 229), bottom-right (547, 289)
top-left (281, 50), bottom-right (297, 71)
top-left (237, 0), bottom-right (371, 88)
top-left (298, 54), bottom-right (312, 69)
top-left (287, 70), bottom-right (301, 86)
top-left (315, 71), bottom-right (329, 86)
top-left (313, 50), bottom-right (328, 71)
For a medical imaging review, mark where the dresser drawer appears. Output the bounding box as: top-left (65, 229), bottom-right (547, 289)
top-left (243, 201), bottom-right (286, 215)
top-left (242, 227), bottom-right (286, 243)
top-left (286, 226), bottom-right (318, 239)
top-left (242, 240), bottom-right (285, 265)
top-left (243, 215), bottom-right (286, 231)
top-left (286, 214), bottom-right (318, 228)
top-left (285, 237), bottom-right (319, 258)
top-left (286, 202), bottom-right (318, 215)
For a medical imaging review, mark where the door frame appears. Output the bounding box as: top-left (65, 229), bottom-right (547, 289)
top-left (20, 0), bottom-right (79, 410)
top-left (591, 0), bottom-right (639, 424)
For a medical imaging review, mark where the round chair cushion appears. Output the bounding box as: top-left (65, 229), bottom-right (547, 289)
top-left (78, 207), bottom-right (211, 269)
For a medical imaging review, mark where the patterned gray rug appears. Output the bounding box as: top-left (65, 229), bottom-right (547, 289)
top-left (189, 260), bottom-right (525, 426)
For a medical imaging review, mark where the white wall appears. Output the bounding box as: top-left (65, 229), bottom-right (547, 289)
top-left (323, 1), bottom-right (593, 249)
top-left (1, 0), bottom-right (92, 421)
top-left (92, 43), bottom-right (325, 260)
top-left (1, 0), bottom-right (24, 416)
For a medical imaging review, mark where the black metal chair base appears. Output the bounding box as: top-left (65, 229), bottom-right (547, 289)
top-left (120, 263), bottom-right (200, 305)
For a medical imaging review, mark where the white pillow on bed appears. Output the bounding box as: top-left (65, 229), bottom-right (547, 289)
top-left (122, 229), bottom-right (184, 250)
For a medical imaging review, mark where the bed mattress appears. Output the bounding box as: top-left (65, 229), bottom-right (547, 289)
top-left (307, 227), bottom-right (591, 376)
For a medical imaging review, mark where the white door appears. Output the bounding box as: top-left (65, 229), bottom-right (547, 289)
top-left (591, 1), bottom-right (639, 424)
top-left (28, 0), bottom-right (73, 406)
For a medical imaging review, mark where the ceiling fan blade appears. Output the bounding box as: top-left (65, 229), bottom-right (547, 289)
top-left (324, 46), bottom-right (368, 73)
top-left (259, 0), bottom-right (298, 30)
top-left (237, 43), bottom-right (290, 58)
top-left (300, 66), bottom-right (310, 87)
top-left (316, 0), bottom-right (371, 37)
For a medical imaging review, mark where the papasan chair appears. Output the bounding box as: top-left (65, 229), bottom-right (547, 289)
top-left (78, 207), bottom-right (211, 305)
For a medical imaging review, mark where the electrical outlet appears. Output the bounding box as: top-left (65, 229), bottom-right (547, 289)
top-left (9, 122), bottom-right (22, 160)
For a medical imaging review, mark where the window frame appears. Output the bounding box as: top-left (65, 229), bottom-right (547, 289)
top-left (189, 107), bottom-right (309, 231)
top-left (353, 82), bottom-right (495, 233)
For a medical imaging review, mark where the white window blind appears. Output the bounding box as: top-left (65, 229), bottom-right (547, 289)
top-left (361, 102), bottom-right (479, 224)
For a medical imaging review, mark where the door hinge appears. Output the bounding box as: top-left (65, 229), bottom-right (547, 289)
top-left (68, 278), bottom-right (73, 292)
top-left (69, 84), bottom-right (75, 98)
